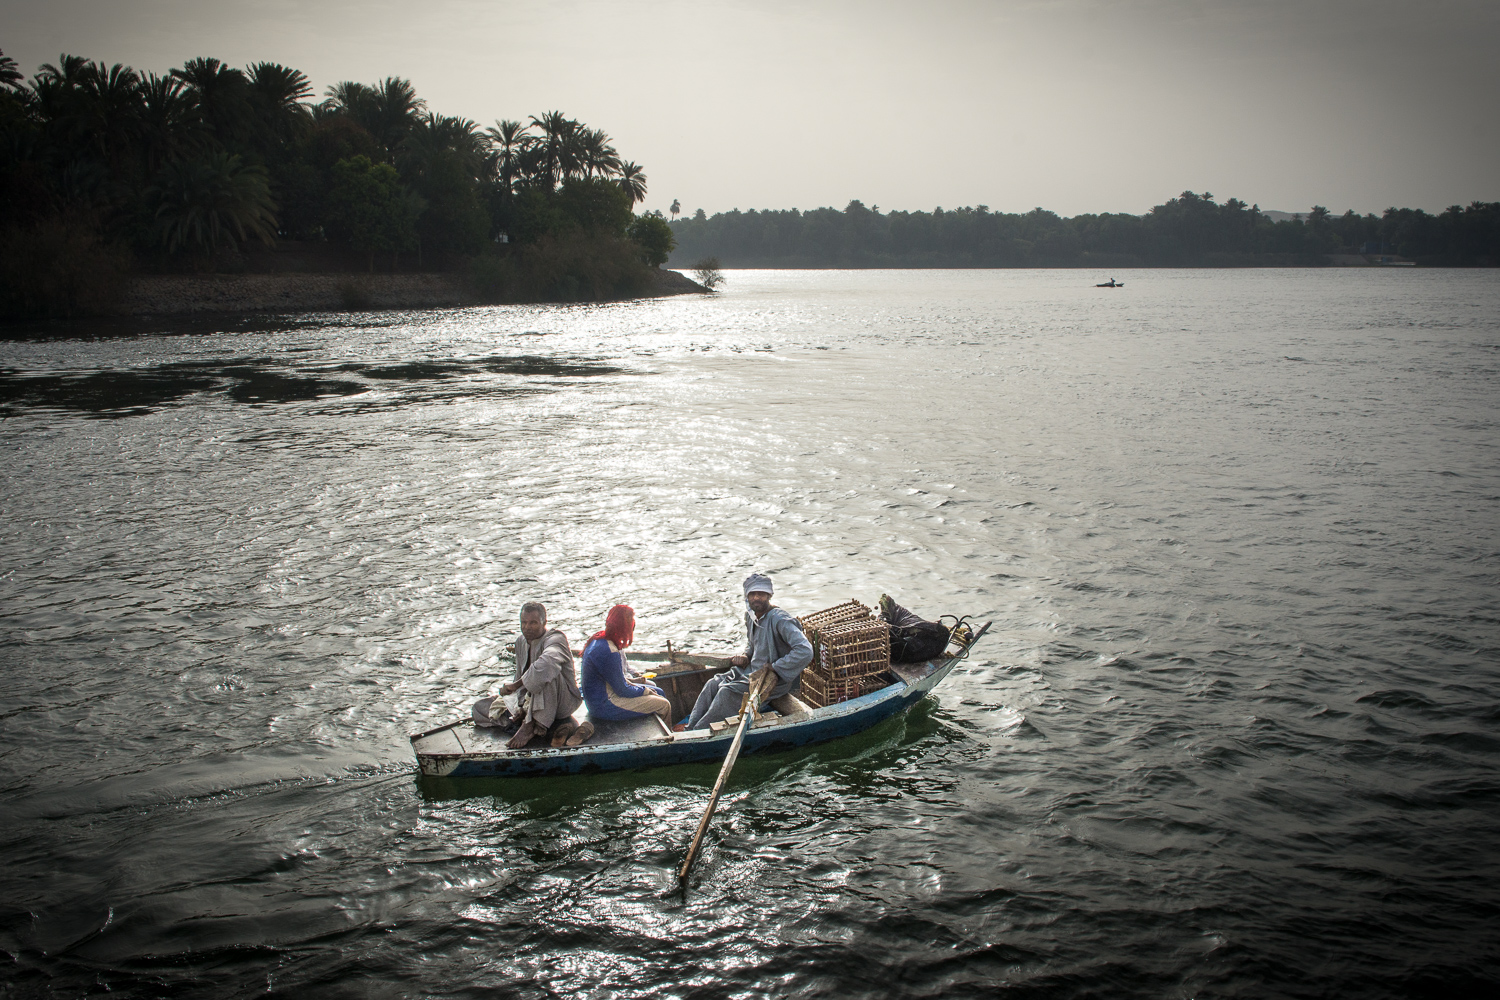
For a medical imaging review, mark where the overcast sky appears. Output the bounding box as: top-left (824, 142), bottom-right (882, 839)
top-left (4, 0), bottom-right (1496, 218)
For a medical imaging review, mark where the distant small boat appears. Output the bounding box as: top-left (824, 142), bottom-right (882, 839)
top-left (410, 623), bottom-right (992, 779)
top-left (1096, 280), bottom-right (1124, 288)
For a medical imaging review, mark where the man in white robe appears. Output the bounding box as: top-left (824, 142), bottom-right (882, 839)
top-left (473, 601), bottom-right (582, 749)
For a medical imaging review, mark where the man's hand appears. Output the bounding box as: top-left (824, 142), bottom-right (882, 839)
top-left (499, 680), bottom-right (522, 697)
top-left (740, 666), bottom-right (778, 717)
top-left (729, 654), bottom-right (749, 668)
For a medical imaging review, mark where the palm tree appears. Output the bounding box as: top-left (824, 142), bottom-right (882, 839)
top-left (248, 62), bottom-right (311, 110)
top-left (399, 113), bottom-right (484, 181)
top-left (247, 62), bottom-right (312, 141)
top-left (484, 118), bottom-right (530, 195)
top-left (369, 76), bottom-right (425, 158)
top-left (171, 57), bottom-right (252, 149)
top-left (24, 57), bottom-right (142, 202)
top-left (617, 161), bottom-right (646, 206)
top-left (147, 151), bottom-right (277, 257)
top-left (322, 80), bottom-right (374, 118)
top-left (528, 110), bottom-right (578, 190)
top-left (75, 61), bottom-right (143, 173)
top-left (137, 72), bottom-right (206, 174)
top-left (670, 199), bottom-right (680, 222)
top-left (577, 127), bottom-right (620, 179)
top-left (322, 78), bottom-right (425, 161)
top-left (0, 49), bottom-right (23, 90)
top-left (36, 54), bottom-right (89, 87)
top-left (28, 56), bottom-right (90, 145)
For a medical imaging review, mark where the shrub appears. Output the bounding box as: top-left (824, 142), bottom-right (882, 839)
top-left (465, 233), bottom-right (651, 304)
top-left (146, 152), bottom-right (278, 261)
top-left (691, 256), bottom-right (725, 290)
top-left (326, 155), bottom-right (419, 271)
top-left (466, 254), bottom-right (520, 302)
top-left (556, 178), bottom-right (634, 237)
top-left (0, 216), bottom-right (133, 319)
top-left (627, 211), bottom-right (675, 266)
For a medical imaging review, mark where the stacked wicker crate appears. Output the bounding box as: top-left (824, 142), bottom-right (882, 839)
top-left (796, 600), bottom-right (891, 707)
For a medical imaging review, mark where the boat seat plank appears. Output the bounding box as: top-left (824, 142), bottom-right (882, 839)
top-left (771, 693), bottom-right (814, 716)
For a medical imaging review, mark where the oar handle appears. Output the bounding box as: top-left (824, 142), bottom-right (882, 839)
top-left (678, 709), bottom-right (755, 882)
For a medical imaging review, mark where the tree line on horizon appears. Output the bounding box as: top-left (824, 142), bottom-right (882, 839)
top-left (0, 49), bottom-right (676, 317)
top-left (667, 193), bottom-right (1500, 268)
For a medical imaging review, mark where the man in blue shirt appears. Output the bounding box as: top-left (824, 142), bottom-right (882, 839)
top-left (681, 572), bottom-right (813, 730)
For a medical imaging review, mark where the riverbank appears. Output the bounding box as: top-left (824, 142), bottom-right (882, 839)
top-left (118, 267), bottom-right (705, 317)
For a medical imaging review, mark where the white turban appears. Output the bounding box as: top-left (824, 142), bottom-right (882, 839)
top-left (742, 572), bottom-right (773, 598)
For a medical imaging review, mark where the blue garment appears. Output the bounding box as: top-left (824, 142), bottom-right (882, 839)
top-left (743, 605), bottom-right (813, 691)
top-left (580, 638), bottom-right (665, 721)
top-left (687, 604), bottom-right (813, 729)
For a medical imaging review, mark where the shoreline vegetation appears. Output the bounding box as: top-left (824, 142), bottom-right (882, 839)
top-left (666, 194), bottom-right (1500, 270)
top-left (0, 49), bottom-right (690, 321)
top-left (3, 52), bottom-right (1494, 323)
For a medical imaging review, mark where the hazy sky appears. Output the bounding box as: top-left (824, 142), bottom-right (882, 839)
top-left (4, 0), bottom-right (1496, 218)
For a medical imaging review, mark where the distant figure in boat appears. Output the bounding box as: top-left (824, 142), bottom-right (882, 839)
top-left (472, 601), bottom-right (584, 749)
top-left (579, 604), bottom-right (669, 736)
top-left (879, 594), bottom-right (951, 662)
top-left (678, 572), bottom-right (813, 731)
top-left (1096, 278), bottom-right (1123, 287)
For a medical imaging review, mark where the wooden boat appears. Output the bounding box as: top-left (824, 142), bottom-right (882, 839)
top-left (410, 622), bottom-right (991, 778)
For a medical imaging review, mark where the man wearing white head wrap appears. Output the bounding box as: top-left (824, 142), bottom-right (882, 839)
top-left (681, 572), bottom-right (813, 730)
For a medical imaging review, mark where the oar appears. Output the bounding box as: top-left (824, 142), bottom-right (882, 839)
top-left (678, 706), bottom-right (755, 884)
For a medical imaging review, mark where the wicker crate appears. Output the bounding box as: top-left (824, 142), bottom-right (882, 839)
top-left (800, 669), bottom-right (886, 708)
top-left (796, 601), bottom-right (891, 707)
top-left (798, 599), bottom-right (875, 634)
top-left (807, 618), bottom-right (890, 681)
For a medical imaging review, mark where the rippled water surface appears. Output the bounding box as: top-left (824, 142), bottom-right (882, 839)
top-left (2, 269), bottom-right (1498, 998)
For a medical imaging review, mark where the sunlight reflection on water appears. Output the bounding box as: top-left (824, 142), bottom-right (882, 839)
top-left (1, 269), bottom-right (1498, 997)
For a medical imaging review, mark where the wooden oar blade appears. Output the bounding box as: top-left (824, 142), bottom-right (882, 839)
top-left (678, 709), bottom-right (754, 883)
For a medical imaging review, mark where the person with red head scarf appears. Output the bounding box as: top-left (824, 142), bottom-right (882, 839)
top-left (579, 604), bottom-right (672, 734)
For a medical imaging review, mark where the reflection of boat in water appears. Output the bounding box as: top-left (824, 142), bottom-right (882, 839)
top-left (410, 623), bottom-right (991, 778)
top-left (1096, 279), bottom-right (1124, 287)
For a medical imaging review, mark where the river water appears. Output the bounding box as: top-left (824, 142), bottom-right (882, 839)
top-left (1, 269), bottom-right (1497, 998)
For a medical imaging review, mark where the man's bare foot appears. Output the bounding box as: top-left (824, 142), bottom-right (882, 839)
top-left (506, 721), bottom-right (537, 750)
top-left (672, 723), bottom-right (686, 732)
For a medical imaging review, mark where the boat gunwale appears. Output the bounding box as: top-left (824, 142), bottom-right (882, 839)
top-left (413, 677), bottom-right (913, 766)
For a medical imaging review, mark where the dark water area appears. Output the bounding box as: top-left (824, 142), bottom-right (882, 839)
top-left (1, 269), bottom-right (1497, 998)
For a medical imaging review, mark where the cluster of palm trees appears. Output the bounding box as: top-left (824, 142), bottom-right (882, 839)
top-left (318, 80), bottom-right (645, 199)
top-left (0, 48), bottom-right (650, 264)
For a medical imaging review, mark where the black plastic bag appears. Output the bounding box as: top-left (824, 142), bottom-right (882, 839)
top-left (879, 595), bottom-right (951, 663)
